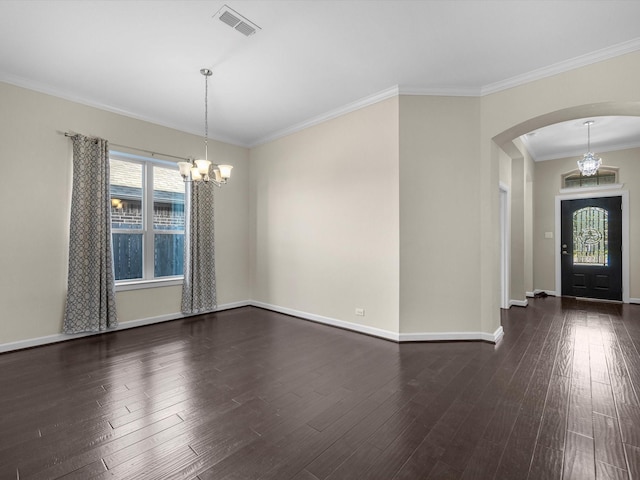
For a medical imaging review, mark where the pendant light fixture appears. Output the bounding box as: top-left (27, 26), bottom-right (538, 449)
top-left (178, 68), bottom-right (233, 185)
top-left (577, 120), bottom-right (602, 177)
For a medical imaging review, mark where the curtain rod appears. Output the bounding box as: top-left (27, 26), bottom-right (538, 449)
top-left (63, 132), bottom-right (189, 162)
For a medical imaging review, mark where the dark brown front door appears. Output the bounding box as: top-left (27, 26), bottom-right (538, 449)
top-left (561, 196), bottom-right (622, 301)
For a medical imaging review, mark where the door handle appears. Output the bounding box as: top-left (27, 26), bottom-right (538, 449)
top-left (562, 251), bottom-right (569, 255)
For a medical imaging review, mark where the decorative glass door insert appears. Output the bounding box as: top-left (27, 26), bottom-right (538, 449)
top-left (572, 206), bottom-right (608, 266)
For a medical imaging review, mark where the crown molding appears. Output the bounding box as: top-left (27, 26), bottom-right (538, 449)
top-left (253, 38), bottom-right (640, 147)
top-left (481, 38), bottom-right (640, 96)
top-left (250, 84), bottom-right (484, 147)
top-left (0, 72), bottom-right (250, 148)
top-left (399, 86), bottom-right (481, 97)
top-left (249, 85), bottom-right (401, 147)
top-left (4, 36), bottom-right (640, 150)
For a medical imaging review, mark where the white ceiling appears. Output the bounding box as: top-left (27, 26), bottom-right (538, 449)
top-left (1, 1), bottom-right (640, 150)
top-left (522, 116), bottom-right (640, 162)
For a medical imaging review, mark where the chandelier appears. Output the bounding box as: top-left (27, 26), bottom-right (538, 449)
top-left (178, 68), bottom-right (233, 185)
top-left (577, 120), bottom-right (602, 177)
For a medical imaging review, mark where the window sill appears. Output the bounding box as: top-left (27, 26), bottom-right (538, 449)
top-left (115, 277), bottom-right (183, 292)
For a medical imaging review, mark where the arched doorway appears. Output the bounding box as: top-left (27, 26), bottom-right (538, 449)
top-left (492, 102), bottom-right (640, 304)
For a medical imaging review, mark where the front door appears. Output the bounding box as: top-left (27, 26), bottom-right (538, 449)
top-left (561, 196), bottom-right (622, 301)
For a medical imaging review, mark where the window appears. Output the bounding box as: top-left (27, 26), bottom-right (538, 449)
top-left (563, 168), bottom-right (617, 189)
top-left (109, 153), bottom-right (185, 284)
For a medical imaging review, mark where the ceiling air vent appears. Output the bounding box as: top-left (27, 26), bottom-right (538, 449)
top-left (215, 5), bottom-right (261, 37)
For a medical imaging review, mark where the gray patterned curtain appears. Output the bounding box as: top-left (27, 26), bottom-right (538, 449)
top-left (181, 181), bottom-right (217, 314)
top-left (63, 134), bottom-right (118, 333)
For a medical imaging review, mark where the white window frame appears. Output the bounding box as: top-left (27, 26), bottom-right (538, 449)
top-left (110, 151), bottom-right (185, 291)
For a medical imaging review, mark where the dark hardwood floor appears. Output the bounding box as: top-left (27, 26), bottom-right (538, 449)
top-left (1, 298), bottom-right (640, 479)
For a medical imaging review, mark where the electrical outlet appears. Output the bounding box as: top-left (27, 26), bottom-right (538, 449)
top-left (355, 308), bottom-right (365, 316)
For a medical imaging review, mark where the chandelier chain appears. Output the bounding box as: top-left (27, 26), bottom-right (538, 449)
top-left (204, 72), bottom-right (209, 162)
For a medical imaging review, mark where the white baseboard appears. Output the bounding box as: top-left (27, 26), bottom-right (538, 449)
top-left (250, 301), bottom-right (503, 344)
top-left (526, 291), bottom-right (535, 298)
top-left (629, 298), bottom-right (640, 304)
top-left (0, 301), bottom-right (250, 354)
top-left (249, 300), bottom-right (400, 341)
top-left (509, 299), bottom-right (529, 308)
top-left (493, 326), bottom-right (505, 343)
top-left (1, 299), bottom-right (505, 353)
top-left (399, 326), bottom-right (503, 344)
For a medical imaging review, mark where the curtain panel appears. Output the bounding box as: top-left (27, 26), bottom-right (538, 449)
top-left (63, 134), bottom-right (118, 333)
top-left (181, 181), bottom-right (217, 314)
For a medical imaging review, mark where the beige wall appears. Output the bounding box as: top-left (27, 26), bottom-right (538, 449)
top-left (498, 148), bottom-right (511, 307)
top-left (509, 138), bottom-right (535, 301)
top-left (0, 82), bottom-right (250, 345)
top-left (524, 150), bottom-right (534, 295)
top-left (510, 157), bottom-right (526, 302)
top-left (399, 95), bottom-right (482, 333)
top-left (499, 148), bottom-right (512, 187)
top-left (533, 147), bottom-right (640, 298)
top-left (499, 139), bottom-right (534, 306)
top-left (249, 97), bottom-right (400, 333)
